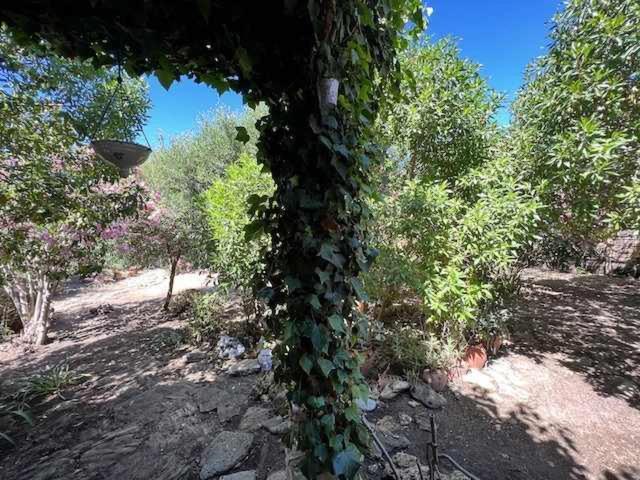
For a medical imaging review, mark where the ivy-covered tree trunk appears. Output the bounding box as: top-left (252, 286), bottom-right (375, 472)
top-left (2, 270), bottom-right (53, 345)
top-left (257, 7), bottom-right (384, 478)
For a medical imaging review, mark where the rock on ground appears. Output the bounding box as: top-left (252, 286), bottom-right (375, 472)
top-left (375, 416), bottom-right (410, 452)
top-left (196, 385), bottom-right (249, 422)
top-left (80, 425), bottom-right (142, 477)
top-left (380, 380), bottom-right (411, 400)
top-left (262, 415), bottom-right (291, 435)
top-left (266, 471), bottom-right (287, 480)
top-left (185, 351), bottom-right (208, 363)
top-left (410, 383), bottom-right (446, 409)
top-left (228, 359), bottom-right (261, 376)
top-left (199, 431), bottom-right (254, 479)
top-left (220, 471), bottom-right (256, 480)
top-left (239, 406), bottom-right (274, 432)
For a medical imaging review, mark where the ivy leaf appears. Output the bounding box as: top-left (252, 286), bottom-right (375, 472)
top-left (285, 275), bottom-right (302, 292)
top-left (316, 267), bottom-right (331, 285)
top-left (319, 242), bottom-right (345, 268)
top-left (332, 445), bottom-right (363, 478)
top-left (314, 443), bottom-right (329, 462)
top-left (334, 144), bottom-right (350, 158)
top-left (321, 413), bottom-right (335, 430)
top-left (299, 355), bottom-right (313, 374)
top-left (308, 396), bottom-right (325, 409)
top-left (311, 324), bottom-right (328, 353)
top-left (344, 404), bottom-right (360, 422)
top-left (200, 72), bottom-right (229, 94)
top-left (235, 47), bottom-right (252, 76)
top-left (155, 68), bottom-right (174, 90)
top-left (244, 220), bottom-right (263, 242)
top-left (308, 294), bottom-right (321, 311)
top-left (235, 126), bottom-right (250, 144)
top-left (317, 358), bottom-right (335, 377)
top-left (328, 314), bottom-right (346, 334)
top-left (350, 277), bottom-right (369, 301)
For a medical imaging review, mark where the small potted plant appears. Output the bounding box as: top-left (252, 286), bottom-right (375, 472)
top-left (475, 309), bottom-right (510, 357)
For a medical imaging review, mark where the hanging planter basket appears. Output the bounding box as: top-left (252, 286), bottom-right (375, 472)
top-left (91, 140), bottom-right (151, 176)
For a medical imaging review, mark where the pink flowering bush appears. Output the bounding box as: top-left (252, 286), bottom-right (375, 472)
top-left (0, 105), bottom-right (143, 344)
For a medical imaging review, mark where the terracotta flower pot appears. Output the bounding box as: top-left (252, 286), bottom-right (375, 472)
top-left (463, 344), bottom-right (487, 369)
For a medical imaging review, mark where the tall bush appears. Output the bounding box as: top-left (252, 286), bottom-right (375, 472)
top-left (380, 38), bottom-right (502, 183)
top-left (369, 157), bottom-right (540, 341)
top-left (202, 153), bottom-right (274, 302)
top-left (512, 0), bottom-right (640, 241)
top-left (368, 39), bottom-right (540, 350)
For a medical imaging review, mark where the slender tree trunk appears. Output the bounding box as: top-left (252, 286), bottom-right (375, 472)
top-left (163, 256), bottom-right (180, 311)
top-left (2, 270), bottom-right (52, 345)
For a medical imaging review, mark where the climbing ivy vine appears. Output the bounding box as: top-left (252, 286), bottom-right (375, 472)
top-left (1, 1), bottom-right (425, 476)
top-left (253, 5), bottom-right (425, 476)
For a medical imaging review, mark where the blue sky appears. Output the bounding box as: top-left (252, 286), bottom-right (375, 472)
top-left (142, 1), bottom-right (562, 144)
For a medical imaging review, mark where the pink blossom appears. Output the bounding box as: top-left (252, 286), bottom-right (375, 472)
top-left (101, 222), bottom-right (129, 240)
top-left (4, 157), bottom-right (19, 168)
top-left (49, 155), bottom-right (65, 172)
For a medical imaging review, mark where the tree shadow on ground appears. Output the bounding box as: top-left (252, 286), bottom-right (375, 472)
top-left (371, 382), bottom-right (638, 480)
top-left (510, 272), bottom-right (640, 409)
top-left (444, 385), bottom-right (640, 480)
top-left (0, 305), bottom-right (284, 479)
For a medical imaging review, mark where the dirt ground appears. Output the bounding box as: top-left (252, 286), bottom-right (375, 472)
top-left (1, 268), bottom-right (639, 479)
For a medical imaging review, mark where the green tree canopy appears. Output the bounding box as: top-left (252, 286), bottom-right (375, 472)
top-left (380, 38), bottom-right (502, 183)
top-left (141, 106), bottom-right (264, 214)
top-left (0, 27), bottom-right (150, 142)
top-left (512, 0), bottom-right (640, 240)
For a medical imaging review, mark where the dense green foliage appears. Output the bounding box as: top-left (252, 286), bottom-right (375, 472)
top-left (369, 156), bottom-right (540, 342)
top-left (141, 107), bottom-right (263, 216)
top-left (203, 153), bottom-right (274, 297)
top-left (380, 39), bottom-right (502, 183)
top-left (512, 0), bottom-right (640, 241)
top-left (368, 40), bottom-right (541, 369)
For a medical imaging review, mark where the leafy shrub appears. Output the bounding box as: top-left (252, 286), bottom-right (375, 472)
top-left (202, 153), bottom-right (274, 301)
top-left (382, 327), bottom-right (461, 374)
top-left (511, 0), bottom-right (640, 240)
top-left (368, 156), bottom-right (540, 342)
top-left (184, 291), bottom-right (226, 345)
